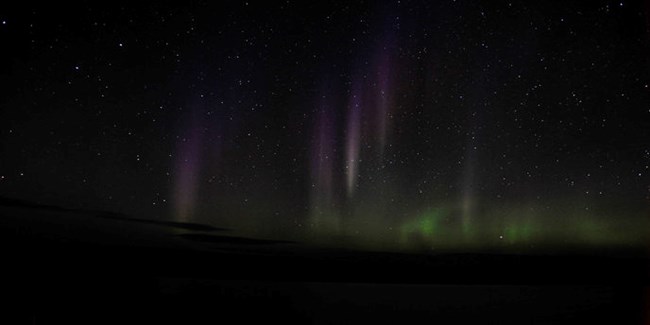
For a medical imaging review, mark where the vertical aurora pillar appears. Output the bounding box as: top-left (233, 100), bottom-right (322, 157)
top-left (374, 42), bottom-right (395, 156)
top-left (345, 85), bottom-right (362, 197)
top-left (309, 96), bottom-right (337, 229)
top-left (172, 111), bottom-right (203, 223)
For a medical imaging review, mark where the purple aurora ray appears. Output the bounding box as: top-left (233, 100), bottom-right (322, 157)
top-left (172, 110), bottom-right (203, 223)
top-left (309, 95), bottom-right (337, 226)
top-left (373, 34), bottom-right (396, 157)
top-left (345, 82), bottom-right (363, 198)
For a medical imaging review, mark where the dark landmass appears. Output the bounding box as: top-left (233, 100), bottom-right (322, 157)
top-left (0, 196), bottom-right (226, 232)
top-left (0, 199), bottom-right (648, 324)
top-left (95, 212), bottom-right (227, 232)
top-left (177, 233), bottom-right (295, 245)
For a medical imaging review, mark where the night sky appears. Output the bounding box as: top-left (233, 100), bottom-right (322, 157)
top-left (1, 1), bottom-right (649, 251)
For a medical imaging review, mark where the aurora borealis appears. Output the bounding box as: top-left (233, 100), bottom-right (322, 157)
top-left (1, 1), bottom-right (649, 252)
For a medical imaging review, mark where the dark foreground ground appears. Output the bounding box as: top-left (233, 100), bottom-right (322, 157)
top-left (1, 198), bottom-right (649, 324)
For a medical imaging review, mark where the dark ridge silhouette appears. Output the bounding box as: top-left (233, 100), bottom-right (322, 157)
top-left (0, 196), bottom-right (226, 232)
top-left (0, 196), bottom-right (70, 211)
top-left (177, 233), bottom-right (295, 245)
top-left (94, 212), bottom-right (228, 232)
